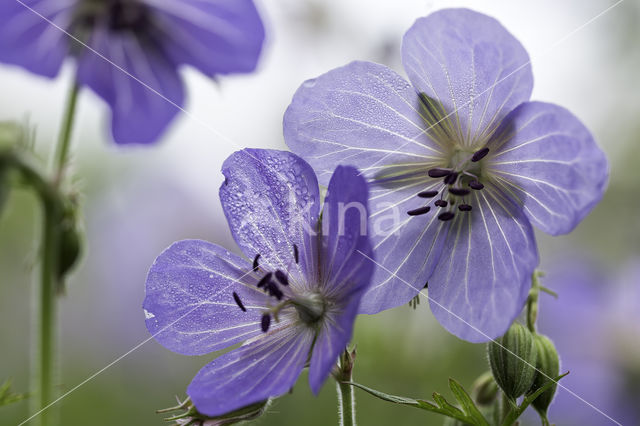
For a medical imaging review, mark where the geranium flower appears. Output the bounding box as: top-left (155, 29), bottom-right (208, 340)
top-left (143, 149), bottom-right (373, 415)
top-left (0, 0), bottom-right (265, 144)
top-left (283, 8), bottom-right (608, 341)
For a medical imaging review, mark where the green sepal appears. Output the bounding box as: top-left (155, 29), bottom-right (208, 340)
top-left (158, 396), bottom-right (271, 425)
top-left (488, 322), bottom-right (538, 400)
top-left (527, 334), bottom-right (560, 420)
top-left (501, 372), bottom-right (569, 426)
top-left (346, 380), bottom-right (489, 426)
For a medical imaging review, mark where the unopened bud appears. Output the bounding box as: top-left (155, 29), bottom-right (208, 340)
top-left (56, 200), bottom-right (83, 286)
top-left (488, 322), bottom-right (538, 400)
top-left (472, 371), bottom-right (499, 406)
top-left (527, 334), bottom-right (560, 415)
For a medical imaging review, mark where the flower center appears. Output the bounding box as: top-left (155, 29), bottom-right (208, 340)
top-left (107, 1), bottom-right (151, 31)
top-left (71, 0), bottom-right (154, 36)
top-left (291, 292), bottom-right (326, 325)
top-left (406, 147), bottom-right (489, 221)
top-left (230, 245), bottom-right (328, 333)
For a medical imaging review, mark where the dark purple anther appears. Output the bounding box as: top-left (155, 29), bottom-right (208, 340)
top-left (418, 190), bottom-right (439, 198)
top-left (232, 292), bottom-right (246, 312)
top-left (458, 204), bottom-right (473, 212)
top-left (266, 282), bottom-right (284, 300)
top-left (471, 147), bottom-right (490, 162)
top-left (275, 270), bottom-right (289, 286)
top-left (257, 272), bottom-right (272, 289)
top-left (434, 200), bottom-right (448, 208)
top-left (261, 313), bottom-right (271, 332)
top-left (444, 172), bottom-right (459, 185)
top-left (469, 180), bottom-right (484, 190)
top-left (293, 244), bottom-right (299, 264)
top-left (407, 206), bottom-right (431, 216)
top-left (253, 254), bottom-right (261, 271)
top-left (448, 187), bottom-right (470, 196)
top-left (438, 211), bottom-right (455, 221)
top-left (428, 168), bottom-right (452, 178)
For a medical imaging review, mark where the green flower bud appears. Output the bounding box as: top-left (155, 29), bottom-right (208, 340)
top-left (56, 200), bottom-right (83, 285)
top-left (527, 334), bottom-right (560, 416)
top-left (472, 371), bottom-right (499, 406)
top-left (488, 322), bottom-right (538, 400)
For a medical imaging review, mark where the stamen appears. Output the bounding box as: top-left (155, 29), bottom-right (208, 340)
top-left (293, 244), bottom-right (299, 264)
top-left (266, 282), bottom-right (284, 300)
top-left (438, 211), bottom-right (455, 221)
top-left (428, 168), bottom-right (452, 178)
top-left (274, 270), bottom-right (289, 286)
top-left (448, 188), bottom-right (470, 196)
top-left (424, 282), bottom-right (429, 289)
top-left (407, 206), bottom-right (431, 216)
top-left (444, 172), bottom-right (459, 185)
top-left (471, 147), bottom-right (490, 162)
top-left (253, 254), bottom-right (261, 271)
top-left (469, 180), bottom-right (484, 190)
top-left (261, 313), bottom-right (271, 332)
top-left (232, 292), bottom-right (246, 312)
top-left (257, 272), bottom-right (272, 289)
top-left (418, 190), bottom-right (439, 198)
top-left (458, 204), bottom-right (473, 212)
top-left (434, 200), bottom-right (448, 208)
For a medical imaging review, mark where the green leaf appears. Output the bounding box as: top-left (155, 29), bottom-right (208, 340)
top-left (346, 381), bottom-right (487, 425)
top-left (0, 379), bottom-right (28, 407)
top-left (501, 372), bottom-right (569, 426)
top-left (449, 379), bottom-right (490, 426)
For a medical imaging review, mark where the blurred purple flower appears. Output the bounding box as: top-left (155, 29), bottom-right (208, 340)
top-left (284, 8), bottom-right (608, 342)
top-left (535, 258), bottom-right (639, 425)
top-left (0, 0), bottom-right (265, 144)
top-left (143, 149), bottom-right (373, 416)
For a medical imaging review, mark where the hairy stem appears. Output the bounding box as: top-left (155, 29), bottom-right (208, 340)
top-left (32, 202), bottom-right (61, 426)
top-left (31, 80), bottom-right (79, 426)
top-left (337, 379), bottom-right (356, 426)
top-left (53, 82), bottom-right (79, 185)
top-left (335, 348), bottom-right (357, 426)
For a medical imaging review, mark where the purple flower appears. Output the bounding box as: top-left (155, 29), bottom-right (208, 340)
top-left (0, 0), bottom-right (265, 144)
top-left (143, 149), bottom-right (373, 416)
top-left (284, 8), bottom-right (608, 342)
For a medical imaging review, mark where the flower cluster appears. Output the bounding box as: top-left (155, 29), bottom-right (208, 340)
top-left (0, 0), bottom-right (265, 144)
top-left (137, 6), bottom-right (609, 420)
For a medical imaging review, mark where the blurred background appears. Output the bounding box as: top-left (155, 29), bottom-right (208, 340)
top-left (0, 0), bottom-right (638, 425)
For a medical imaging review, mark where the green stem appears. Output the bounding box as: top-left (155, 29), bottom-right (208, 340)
top-left (53, 82), bottom-right (79, 185)
top-left (337, 379), bottom-right (356, 426)
top-left (335, 349), bottom-right (357, 426)
top-left (32, 202), bottom-right (61, 426)
top-left (30, 80), bottom-right (79, 426)
top-left (526, 271), bottom-right (542, 333)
